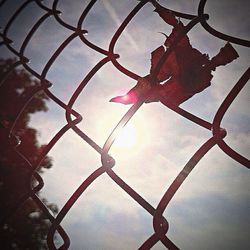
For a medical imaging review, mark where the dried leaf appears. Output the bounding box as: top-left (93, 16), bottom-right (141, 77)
top-left (150, 45), bottom-right (179, 82)
top-left (154, 5), bottom-right (178, 27)
top-left (110, 4), bottom-right (239, 107)
top-left (110, 77), bottom-right (152, 105)
top-left (209, 42), bottom-right (239, 70)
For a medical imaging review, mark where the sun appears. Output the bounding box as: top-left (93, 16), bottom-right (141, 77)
top-left (97, 110), bottom-right (149, 157)
top-left (110, 119), bottom-right (149, 160)
top-left (114, 124), bottom-right (137, 149)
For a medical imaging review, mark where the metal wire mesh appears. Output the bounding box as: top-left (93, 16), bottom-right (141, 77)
top-left (0, 0), bottom-right (249, 249)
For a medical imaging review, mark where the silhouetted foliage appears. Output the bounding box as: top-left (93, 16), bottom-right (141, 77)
top-left (0, 58), bottom-right (57, 249)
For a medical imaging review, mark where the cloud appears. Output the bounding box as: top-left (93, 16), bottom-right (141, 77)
top-left (102, 0), bottom-right (139, 51)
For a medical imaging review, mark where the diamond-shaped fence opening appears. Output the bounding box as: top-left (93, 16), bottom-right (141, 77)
top-left (0, 0), bottom-right (249, 249)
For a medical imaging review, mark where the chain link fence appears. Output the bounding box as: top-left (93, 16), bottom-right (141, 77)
top-left (0, 0), bottom-right (249, 249)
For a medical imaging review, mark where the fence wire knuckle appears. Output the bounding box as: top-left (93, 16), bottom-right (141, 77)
top-left (0, 0), bottom-right (249, 249)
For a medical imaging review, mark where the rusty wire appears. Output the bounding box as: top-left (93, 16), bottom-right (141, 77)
top-left (0, 0), bottom-right (249, 249)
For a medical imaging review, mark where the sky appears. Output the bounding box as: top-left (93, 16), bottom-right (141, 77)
top-left (0, 0), bottom-right (249, 249)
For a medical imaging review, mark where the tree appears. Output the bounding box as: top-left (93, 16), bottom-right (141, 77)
top-left (0, 58), bottom-right (57, 249)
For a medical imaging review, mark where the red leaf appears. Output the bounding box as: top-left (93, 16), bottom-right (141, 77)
top-left (150, 46), bottom-right (164, 72)
top-left (209, 42), bottom-right (239, 70)
top-left (159, 77), bottom-right (190, 105)
top-left (154, 5), bottom-right (178, 27)
top-left (110, 4), bottom-right (239, 107)
top-left (154, 5), bottom-right (190, 48)
top-left (110, 77), bottom-right (152, 105)
top-left (150, 45), bottom-right (178, 82)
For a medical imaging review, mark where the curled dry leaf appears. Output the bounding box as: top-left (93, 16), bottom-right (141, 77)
top-left (110, 4), bottom-right (239, 106)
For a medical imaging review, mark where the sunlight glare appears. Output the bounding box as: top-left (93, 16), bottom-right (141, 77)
top-left (114, 124), bottom-right (137, 149)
